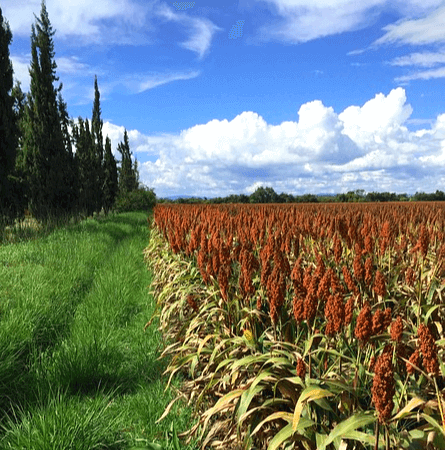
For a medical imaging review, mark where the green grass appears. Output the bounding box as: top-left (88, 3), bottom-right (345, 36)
top-left (0, 212), bottom-right (197, 449)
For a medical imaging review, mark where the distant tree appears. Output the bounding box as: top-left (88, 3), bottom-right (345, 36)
top-left (365, 191), bottom-right (398, 202)
top-left (297, 194), bottom-right (318, 203)
top-left (412, 190), bottom-right (445, 201)
top-left (102, 136), bottom-right (118, 213)
top-left (117, 129), bottom-right (139, 195)
top-left (0, 8), bottom-right (18, 217)
top-left (277, 192), bottom-right (294, 203)
top-left (249, 186), bottom-right (278, 203)
top-left (20, 1), bottom-right (77, 219)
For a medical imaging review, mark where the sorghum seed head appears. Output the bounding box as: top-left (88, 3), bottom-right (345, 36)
top-left (390, 316), bottom-right (403, 343)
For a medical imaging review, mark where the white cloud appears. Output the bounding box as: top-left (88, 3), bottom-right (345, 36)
top-left (11, 54), bottom-right (106, 104)
top-left (156, 3), bottom-right (222, 58)
top-left (102, 121), bottom-right (174, 159)
top-left (56, 57), bottom-right (93, 75)
top-left (395, 66), bottom-right (445, 82)
top-left (374, 4), bottom-right (445, 46)
top-left (239, 0), bottom-right (443, 44)
top-left (126, 71), bottom-right (201, 93)
top-left (338, 87), bottom-right (413, 146)
top-left (389, 51), bottom-right (445, 67)
top-left (10, 56), bottom-right (30, 91)
top-left (2, 0), bottom-right (150, 45)
top-left (118, 87), bottom-right (445, 197)
top-left (11, 50), bottom-right (200, 103)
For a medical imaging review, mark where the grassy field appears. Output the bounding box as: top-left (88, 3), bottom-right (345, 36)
top-left (0, 212), bottom-right (196, 449)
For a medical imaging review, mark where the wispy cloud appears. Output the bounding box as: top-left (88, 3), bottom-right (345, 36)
top-left (395, 66), bottom-right (445, 82)
top-left (123, 70), bottom-right (201, 93)
top-left (238, 0), bottom-right (445, 53)
top-left (180, 18), bottom-right (221, 58)
top-left (389, 51), bottom-right (445, 67)
top-left (2, 0), bottom-right (151, 45)
top-left (156, 3), bottom-right (222, 58)
top-left (55, 56), bottom-right (97, 75)
top-left (11, 50), bottom-right (200, 104)
top-left (68, 69), bottom-right (202, 104)
top-left (373, 4), bottom-right (445, 46)
top-left (11, 54), bottom-right (104, 101)
top-left (239, 0), bottom-right (442, 44)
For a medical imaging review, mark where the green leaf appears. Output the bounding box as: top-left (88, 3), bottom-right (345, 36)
top-left (267, 424), bottom-right (295, 450)
top-left (129, 445), bottom-right (163, 450)
top-left (252, 412), bottom-right (313, 436)
top-left (342, 431), bottom-right (380, 447)
top-left (237, 370), bottom-right (275, 423)
top-left (318, 412), bottom-right (376, 450)
top-left (237, 384), bottom-right (264, 424)
top-left (316, 432), bottom-right (328, 449)
top-left (421, 413), bottom-right (445, 437)
top-left (424, 304), bottom-right (441, 325)
top-left (170, 422), bottom-right (180, 450)
top-left (293, 386), bottom-right (333, 431)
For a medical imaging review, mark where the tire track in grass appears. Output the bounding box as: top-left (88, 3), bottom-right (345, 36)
top-left (0, 212), bottom-right (196, 449)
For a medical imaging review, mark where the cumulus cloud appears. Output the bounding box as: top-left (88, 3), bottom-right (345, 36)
top-left (125, 88), bottom-right (445, 197)
top-left (339, 88), bottom-right (413, 146)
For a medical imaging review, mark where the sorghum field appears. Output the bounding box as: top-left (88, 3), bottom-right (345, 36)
top-left (145, 202), bottom-right (445, 450)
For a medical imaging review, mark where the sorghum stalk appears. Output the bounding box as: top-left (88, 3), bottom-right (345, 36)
top-left (434, 378), bottom-right (445, 433)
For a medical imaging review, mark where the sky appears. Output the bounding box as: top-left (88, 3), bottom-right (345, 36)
top-left (3, 0), bottom-right (445, 198)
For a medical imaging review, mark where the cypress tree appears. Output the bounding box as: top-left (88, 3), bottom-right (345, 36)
top-left (91, 75), bottom-right (105, 212)
top-left (0, 7), bottom-right (18, 217)
top-left (102, 136), bottom-right (118, 214)
top-left (7, 81), bottom-right (28, 218)
top-left (58, 92), bottom-right (79, 212)
top-left (117, 129), bottom-right (139, 195)
top-left (73, 118), bottom-right (96, 216)
top-left (21, 1), bottom-right (76, 219)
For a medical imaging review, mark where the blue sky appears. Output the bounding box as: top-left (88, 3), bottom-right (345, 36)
top-left (4, 0), bottom-right (445, 198)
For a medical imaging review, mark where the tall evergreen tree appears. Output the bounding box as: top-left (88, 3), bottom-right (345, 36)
top-left (91, 75), bottom-right (105, 212)
top-left (117, 129), bottom-right (139, 195)
top-left (58, 92), bottom-right (79, 211)
top-left (102, 136), bottom-right (119, 214)
top-left (21, 1), bottom-right (76, 219)
top-left (72, 118), bottom-right (96, 216)
top-left (0, 7), bottom-right (18, 217)
top-left (9, 81), bottom-right (29, 218)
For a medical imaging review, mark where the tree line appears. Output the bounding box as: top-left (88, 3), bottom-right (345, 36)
top-left (163, 187), bottom-right (445, 204)
top-left (0, 2), bottom-right (141, 223)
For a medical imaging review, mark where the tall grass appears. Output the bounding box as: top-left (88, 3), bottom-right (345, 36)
top-left (0, 212), bottom-right (196, 449)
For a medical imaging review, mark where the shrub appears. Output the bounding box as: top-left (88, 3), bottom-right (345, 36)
top-left (113, 187), bottom-right (156, 213)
